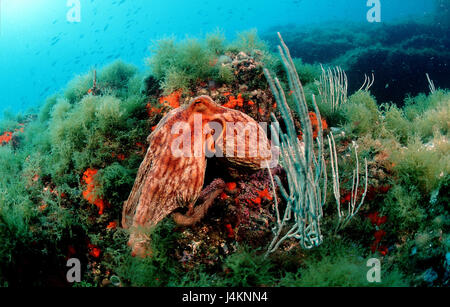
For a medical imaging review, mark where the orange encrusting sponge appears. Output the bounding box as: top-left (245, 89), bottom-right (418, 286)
top-left (82, 168), bottom-right (109, 215)
top-left (0, 132), bottom-right (13, 144)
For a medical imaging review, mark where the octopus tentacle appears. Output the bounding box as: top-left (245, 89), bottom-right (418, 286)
top-left (172, 178), bottom-right (226, 226)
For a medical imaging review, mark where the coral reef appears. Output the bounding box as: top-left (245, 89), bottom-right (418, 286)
top-left (0, 29), bottom-right (448, 287)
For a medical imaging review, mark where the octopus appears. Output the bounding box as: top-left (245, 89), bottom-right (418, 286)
top-left (122, 95), bottom-right (274, 257)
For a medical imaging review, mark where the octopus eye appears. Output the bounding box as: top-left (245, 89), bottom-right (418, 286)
top-left (194, 100), bottom-right (202, 104)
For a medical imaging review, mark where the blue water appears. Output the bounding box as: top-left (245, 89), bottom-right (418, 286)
top-left (0, 0), bottom-right (436, 116)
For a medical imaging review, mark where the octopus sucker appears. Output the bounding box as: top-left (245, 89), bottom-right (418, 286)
top-left (122, 95), bottom-right (273, 257)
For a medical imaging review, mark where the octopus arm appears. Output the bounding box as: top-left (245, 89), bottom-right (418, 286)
top-left (122, 107), bottom-right (186, 228)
